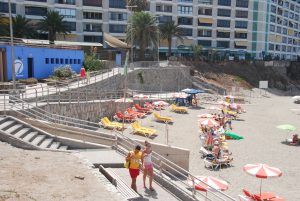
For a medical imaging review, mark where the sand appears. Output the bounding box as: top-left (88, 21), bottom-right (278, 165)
top-left (0, 143), bottom-right (120, 201)
top-left (1, 91), bottom-right (299, 201)
top-left (122, 92), bottom-right (300, 200)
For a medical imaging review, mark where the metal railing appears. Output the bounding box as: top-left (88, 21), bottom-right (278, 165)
top-left (0, 95), bottom-right (235, 201)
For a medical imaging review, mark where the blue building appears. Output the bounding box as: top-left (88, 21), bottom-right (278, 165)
top-left (0, 44), bottom-right (84, 81)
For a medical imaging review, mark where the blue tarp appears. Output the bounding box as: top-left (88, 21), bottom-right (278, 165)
top-left (181, 88), bottom-right (205, 94)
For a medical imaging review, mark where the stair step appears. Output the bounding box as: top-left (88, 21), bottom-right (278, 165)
top-left (23, 132), bottom-right (38, 142)
top-left (31, 135), bottom-right (46, 146)
top-left (39, 138), bottom-right (53, 149)
top-left (58, 145), bottom-right (68, 150)
top-left (0, 120), bottom-right (15, 130)
top-left (0, 116), bottom-right (7, 124)
top-left (5, 124), bottom-right (23, 134)
top-left (14, 128), bottom-right (31, 138)
top-left (49, 141), bottom-right (61, 149)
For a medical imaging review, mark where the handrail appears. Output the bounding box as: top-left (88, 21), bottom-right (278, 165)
top-left (1, 95), bottom-right (235, 201)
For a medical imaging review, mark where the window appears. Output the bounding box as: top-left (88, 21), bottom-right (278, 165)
top-left (83, 0), bottom-right (102, 7)
top-left (65, 59), bottom-right (69, 64)
top-left (178, 0), bottom-right (193, 2)
top-left (45, 58), bottom-right (49, 64)
top-left (55, 58), bottom-right (59, 64)
top-left (55, 0), bottom-right (75, 5)
top-left (282, 28), bottom-right (287, 35)
top-left (109, 24), bottom-right (126, 33)
top-left (270, 15), bottom-right (276, 23)
top-left (217, 19), bottom-right (230, 28)
top-left (158, 16), bottom-right (172, 23)
top-left (84, 36), bottom-right (102, 42)
top-left (60, 58), bottom-right (64, 64)
top-left (156, 5), bottom-right (172, 13)
top-left (276, 26), bottom-right (281, 34)
top-left (25, 6), bottom-right (47, 16)
top-left (217, 9), bottom-right (231, 17)
top-left (198, 8), bottom-right (212, 15)
top-left (177, 6), bottom-right (192, 14)
top-left (198, 40), bottom-right (212, 47)
top-left (178, 17), bottom-right (193, 25)
top-left (271, 5), bottom-right (276, 13)
top-left (110, 12), bottom-right (127, 21)
top-left (179, 28), bottom-right (193, 36)
top-left (217, 31), bottom-right (230, 38)
top-left (236, 0), bottom-right (248, 8)
top-left (235, 32), bottom-right (247, 39)
top-left (270, 24), bottom-right (275, 32)
top-left (217, 41), bottom-right (230, 48)
top-left (218, 0), bottom-right (231, 6)
top-left (54, 8), bottom-right (76, 18)
top-left (198, 29), bottom-right (212, 37)
top-left (70, 59), bottom-right (73, 64)
top-left (236, 10), bottom-right (248, 18)
top-left (83, 12), bottom-right (102, 20)
top-left (64, 22), bottom-right (76, 31)
top-left (0, 2), bottom-right (16, 13)
top-left (269, 43), bottom-right (274, 51)
top-left (78, 59), bottom-right (81, 64)
top-left (74, 59), bottom-right (77, 64)
top-left (84, 23), bottom-right (102, 32)
top-left (51, 58), bottom-right (54, 64)
top-left (109, 0), bottom-right (126, 9)
top-left (235, 21), bottom-right (247, 29)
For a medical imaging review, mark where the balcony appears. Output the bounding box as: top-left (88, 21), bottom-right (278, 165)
top-left (83, 0), bottom-right (102, 7)
top-left (55, 0), bottom-right (75, 5)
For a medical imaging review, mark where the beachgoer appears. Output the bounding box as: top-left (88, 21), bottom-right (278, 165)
top-left (80, 67), bottom-right (86, 84)
top-left (292, 134), bottom-right (299, 143)
top-left (126, 145), bottom-right (142, 192)
top-left (142, 141), bottom-right (154, 191)
top-left (212, 141), bottom-right (220, 159)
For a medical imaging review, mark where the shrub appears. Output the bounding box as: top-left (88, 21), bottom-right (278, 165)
top-left (53, 65), bottom-right (73, 78)
top-left (84, 53), bottom-right (105, 71)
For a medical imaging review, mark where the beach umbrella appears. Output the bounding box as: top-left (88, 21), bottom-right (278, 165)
top-left (223, 132), bottom-right (244, 140)
top-left (197, 114), bottom-right (216, 119)
top-left (173, 92), bottom-right (189, 98)
top-left (182, 88), bottom-right (204, 94)
top-left (133, 94), bottom-right (150, 99)
top-left (152, 100), bottom-right (169, 106)
top-left (188, 176), bottom-right (229, 192)
top-left (199, 119), bottom-right (219, 127)
top-left (276, 124), bottom-right (296, 131)
top-left (243, 164), bottom-right (282, 195)
top-left (292, 96), bottom-right (300, 100)
top-left (115, 98), bottom-right (133, 103)
top-left (224, 95), bottom-right (235, 99)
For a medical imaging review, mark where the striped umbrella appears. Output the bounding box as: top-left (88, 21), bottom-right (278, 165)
top-left (133, 94), bottom-right (150, 99)
top-left (229, 103), bottom-right (241, 111)
top-left (243, 164), bottom-right (282, 195)
top-left (199, 119), bottom-right (219, 127)
top-left (188, 176), bottom-right (229, 192)
top-left (205, 132), bottom-right (214, 147)
top-left (173, 92), bottom-right (189, 98)
top-left (197, 114), bottom-right (216, 119)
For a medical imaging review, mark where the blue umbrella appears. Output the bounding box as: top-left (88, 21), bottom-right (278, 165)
top-left (182, 88), bottom-right (205, 94)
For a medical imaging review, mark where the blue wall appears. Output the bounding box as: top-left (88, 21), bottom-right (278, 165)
top-left (0, 45), bottom-right (84, 80)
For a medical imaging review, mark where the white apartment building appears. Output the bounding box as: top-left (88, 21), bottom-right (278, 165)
top-left (1, 0), bottom-right (300, 60)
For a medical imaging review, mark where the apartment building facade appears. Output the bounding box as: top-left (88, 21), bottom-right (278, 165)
top-left (1, 0), bottom-right (300, 60)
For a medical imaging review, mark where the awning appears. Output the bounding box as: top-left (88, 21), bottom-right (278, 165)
top-left (235, 41), bottom-right (248, 46)
top-left (288, 29), bottom-right (294, 36)
top-left (275, 35), bottom-right (282, 43)
top-left (217, 30), bottom-right (231, 33)
top-left (55, 41), bottom-right (103, 47)
top-left (104, 32), bottom-right (130, 49)
top-left (198, 18), bottom-right (213, 24)
top-left (177, 39), bottom-right (194, 45)
top-left (235, 30), bottom-right (248, 34)
top-left (269, 34), bottom-right (275, 42)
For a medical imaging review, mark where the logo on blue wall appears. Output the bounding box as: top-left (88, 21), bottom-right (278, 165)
top-left (14, 59), bottom-right (24, 77)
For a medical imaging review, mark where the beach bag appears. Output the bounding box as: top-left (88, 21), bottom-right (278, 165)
top-left (124, 160), bottom-right (130, 168)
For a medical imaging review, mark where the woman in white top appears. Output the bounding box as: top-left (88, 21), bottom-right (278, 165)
top-left (142, 141), bottom-right (154, 191)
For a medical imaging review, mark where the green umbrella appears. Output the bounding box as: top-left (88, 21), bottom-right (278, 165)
top-left (276, 124), bottom-right (296, 131)
top-left (223, 132), bottom-right (244, 140)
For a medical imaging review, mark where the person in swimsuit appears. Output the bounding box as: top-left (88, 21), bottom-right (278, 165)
top-left (142, 141), bottom-right (154, 191)
top-left (126, 145), bottom-right (142, 192)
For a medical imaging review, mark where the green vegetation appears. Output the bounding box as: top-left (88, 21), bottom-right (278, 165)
top-left (191, 45), bottom-right (202, 61)
top-left (53, 65), bottom-right (73, 78)
top-left (18, 78), bottom-right (38, 85)
top-left (126, 12), bottom-right (158, 60)
top-left (0, 15), bottom-right (36, 38)
top-left (127, 0), bottom-right (147, 12)
top-left (38, 11), bottom-right (70, 43)
top-left (159, 21), bottom-right (183, 57)
top-left (137, 72), bottom-right (144, 84)
top-left (83, 53), bottom-right (104, 71)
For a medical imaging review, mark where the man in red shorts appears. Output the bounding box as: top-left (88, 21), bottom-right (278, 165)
top-left (126, 145), bottom-right (142, 192)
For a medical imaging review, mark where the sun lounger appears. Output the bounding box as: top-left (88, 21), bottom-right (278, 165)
top-left (153, 112), bottom-right (173, 123)
top-left (115, 111), bottom-right (136, 122)
top-left (204, 157), bottom-right (233, 170)
top-left (239, 195), bottom-right (254, 201)
top-left (100, 117), bottom-right (125, 130)
top-left (170, 104), bottom-right (188, 113)
top-left (131, 121), bottom-right (156, 137)
top-left (134, 104), bottom-right (152, 114)
top-left (144, 102), bottom-right (154, 110)
top-left (127, 108), bottom-right (146, 118)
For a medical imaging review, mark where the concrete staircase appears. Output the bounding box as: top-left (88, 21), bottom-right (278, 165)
top-left (0, 116), bottom-right (69, 151)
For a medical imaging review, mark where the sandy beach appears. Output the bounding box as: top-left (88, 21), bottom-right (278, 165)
top-left (122, 93), bottom-right (300, 200)
top-left (0, 91), bottom-right (299, 201)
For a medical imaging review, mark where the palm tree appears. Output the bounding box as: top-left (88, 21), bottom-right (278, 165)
top-left (191, 45), bottom-right (202, 61)
top-left (0, 14), bottom-right (7, 36)
top-left (38, 10), bottom-right (70, 43)
top-left (126, 12), bottom-right (158, 60)
top-left (127, 0), bottom-right (147, 12)
top-left (159, 21), bottom-right (184, 57)
top-left (1, 15), bottom-right (36, 38)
